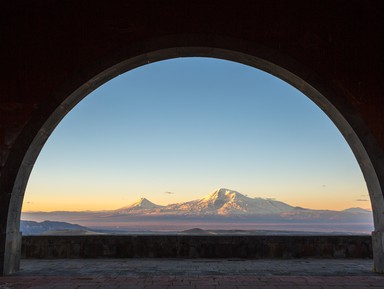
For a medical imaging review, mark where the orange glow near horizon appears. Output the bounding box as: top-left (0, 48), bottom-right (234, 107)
top-left (22, 58), bottom-right (371, 216)
top-left (21, 188), bottom-right (372, 213)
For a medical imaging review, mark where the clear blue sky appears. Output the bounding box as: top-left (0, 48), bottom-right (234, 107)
top-left (23, 58), bottom-right (369, 212)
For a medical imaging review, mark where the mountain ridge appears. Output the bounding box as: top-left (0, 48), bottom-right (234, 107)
top-left (117, 197), bottom-right (164, 213)
top-left (110, 188), bottom-right (370, 216)
top-left (20, 220), bottom-right (92, 235)
top-left (20, 188), bottom-right (373, 234)
top-left (21, 188), bottom-right (372, 218)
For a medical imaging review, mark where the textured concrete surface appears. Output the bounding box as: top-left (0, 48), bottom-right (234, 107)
top-left (21, 235), bottom-right (373, 259)
top-left (12, 258), bottom-right (379, 276)
top-left (1, 259), bottom-right (384, 288)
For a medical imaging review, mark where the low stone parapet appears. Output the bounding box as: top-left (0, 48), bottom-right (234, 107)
top-left (21, 235), bottom-right (372, 259)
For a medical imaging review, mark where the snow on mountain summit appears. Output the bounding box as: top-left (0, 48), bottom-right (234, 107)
top-left (201, 188), bottom-right (255, 212)
top-left (203, 188), bottom-right (296, 215)
top-left (113, 188), bottom-right (299, 216)
top-left (116, 197), bottom-right (163, 212)
top-left (165, 188), bottom-right (297, 215)
top-left (202, 188), bottom-right (243, 203)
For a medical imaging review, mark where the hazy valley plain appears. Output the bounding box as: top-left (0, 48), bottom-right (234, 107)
top-left (21, 189), bottom-right (373, 235)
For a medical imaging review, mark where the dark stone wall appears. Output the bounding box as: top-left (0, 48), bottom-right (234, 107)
top-left (2, 0), bottom-right (383, 160)
top-left (1, 1), bottom-right (384, 197)
top-left (21, 235), bottom-right (373, 259)
top-left (1, 0), bottom-right (384, 274)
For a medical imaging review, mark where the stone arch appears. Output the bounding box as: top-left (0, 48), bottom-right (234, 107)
top-left (3, 0), bottom-right (384, 275)
top-left (2, 37), bottom-right (384, 274)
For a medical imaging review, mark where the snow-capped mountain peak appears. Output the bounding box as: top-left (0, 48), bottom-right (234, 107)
top-left (117, 197), bottom-right (163, 211)
top-left (175, 188), bottom-right (297, 215)
top-left (113, 189), bottom-right (302, 216)
top-left (203, 188), bottom-right (241, 201)
top-left (202, 188), bottom-right (243, 209)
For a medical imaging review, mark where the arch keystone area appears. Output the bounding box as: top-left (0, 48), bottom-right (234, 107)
top-left (1, 0), bottom-right (384, 275)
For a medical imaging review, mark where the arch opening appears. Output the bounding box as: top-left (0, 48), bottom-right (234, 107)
top-left (4, 47), bottom-right (384, 274)
top-left (22, 57), bottom-right (373, 234)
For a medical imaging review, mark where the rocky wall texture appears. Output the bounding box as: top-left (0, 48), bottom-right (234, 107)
top-left (22, 235), bottom-right (372, 259)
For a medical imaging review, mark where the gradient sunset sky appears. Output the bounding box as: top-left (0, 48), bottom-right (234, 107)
top-left (22, 58), bottom-right (370, 212)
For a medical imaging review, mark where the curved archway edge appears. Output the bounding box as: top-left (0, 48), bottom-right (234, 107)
top-left (3, 43), bottom-right (384, 274)
top-left (2, 1), bottom-right (384, 275)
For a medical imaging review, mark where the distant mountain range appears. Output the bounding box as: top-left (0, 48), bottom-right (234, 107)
top-left (20, 220), bottom-right (92, 235)
top-left (113, 188), bottom-right (303, 215)
top-left (21, 188), bottom-right (373, 234)
top-left (109, 188), bottom-right (371, 217)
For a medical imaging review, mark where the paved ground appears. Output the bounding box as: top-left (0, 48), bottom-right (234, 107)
top-left (1, 259), bottom-right (384, 288)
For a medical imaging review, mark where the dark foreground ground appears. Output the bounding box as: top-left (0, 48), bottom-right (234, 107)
top-left (1, 259), bottom-right (384, 288)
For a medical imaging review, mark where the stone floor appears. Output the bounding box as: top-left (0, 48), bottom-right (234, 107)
top-left (1, 259), bottom-right (384, 288)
